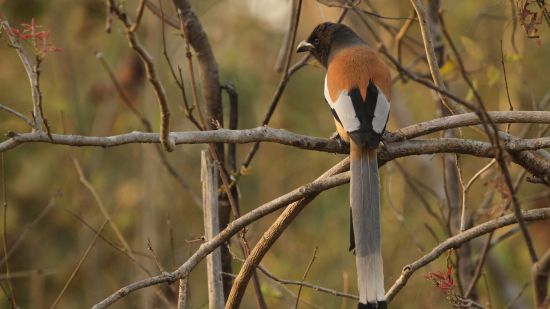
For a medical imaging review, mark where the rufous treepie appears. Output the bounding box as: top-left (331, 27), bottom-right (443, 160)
top-left (297, 22), bottom-right (391, 309)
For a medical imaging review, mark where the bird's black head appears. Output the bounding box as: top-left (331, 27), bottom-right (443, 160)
top-left (296, 22), bottom-right (363, 67)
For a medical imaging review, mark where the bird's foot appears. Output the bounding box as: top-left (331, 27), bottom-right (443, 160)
top-left (330, 132), bottom-right (347, 149)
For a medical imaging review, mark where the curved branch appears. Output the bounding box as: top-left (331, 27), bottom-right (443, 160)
top-left (108, 3), bottom-right (174, 151)
top-left (93, 207), bottom-right (550, 308)
top-left (385, 208), bottom-right (550, 301)
top-left (225, 159), bottom-right (349, 308)
top-left (387, 111), bottom-right (550, 142)
top-left (91, 168), bottom-right (351, 309)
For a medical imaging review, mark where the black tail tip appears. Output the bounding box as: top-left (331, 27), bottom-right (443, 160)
top-left (358, 301), bottom-right (387, 309)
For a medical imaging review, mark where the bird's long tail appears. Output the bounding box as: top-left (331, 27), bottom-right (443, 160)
top-left (350, 142), bottom-right (385, 307)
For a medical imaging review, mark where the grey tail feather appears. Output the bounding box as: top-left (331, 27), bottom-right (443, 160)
top-left (350, 142), bottom-right (385, 304)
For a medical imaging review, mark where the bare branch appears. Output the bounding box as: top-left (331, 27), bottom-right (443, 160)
top-left (92, 169), bottom-right (351, 309)
top-left (50, 221), bottom-right (108, 309)
top-left (108, 1), bottom-right (174, 151)
top-left (240, 8), bottom-right (348, 170)
top-left (93, 205), bottom-right (550, 309)
top-left (0, 104), bottom-right (34, 128)
top-left (386, 111), bottom-right (550, 142)
top-left (225, 159), bottom-right (349, 308)
top-left (410, 0), bottom-right (463, 114)
top-left (532, 248), bottom-right (550, 308)
top-left (385, 208), bottom-right (550, 301)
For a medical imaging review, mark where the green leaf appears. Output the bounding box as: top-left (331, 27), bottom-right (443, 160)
top-left (504, 53), bottom-right (523, 63)
top-left (487, 65), bottom-right (500, 87)
top-left (440, 59), bottom-right (457, 78)
top-left (460, 36), bottom-right (485, 62)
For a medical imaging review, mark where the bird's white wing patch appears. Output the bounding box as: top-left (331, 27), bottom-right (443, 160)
top-left (324, 77), bottom-right (361, 132)
top-left (372, 90), bottom-right (390, 133)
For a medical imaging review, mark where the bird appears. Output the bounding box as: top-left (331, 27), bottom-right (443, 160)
top-left (297, 22), bottom-right (391, 309)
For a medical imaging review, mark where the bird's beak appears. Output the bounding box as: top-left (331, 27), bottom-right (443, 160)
top-left (296, 40), bottom-right (314, 53)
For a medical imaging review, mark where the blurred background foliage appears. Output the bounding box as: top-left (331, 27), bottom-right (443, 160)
top-left (0, 0), bottom-right (549, 308)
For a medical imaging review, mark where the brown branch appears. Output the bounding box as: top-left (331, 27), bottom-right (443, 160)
top-left (386, 111), bottom-right (550, 142)
top-left (385, 208), bottom-right (550, 301)
top-left (0, 103), bottom-right (34, 128)
top-left (108, 1), bottom-right (174, 151)
top-left (232, 255), bottom-right (358, 301)
top-left (50, 220), bottom-right (108, 309)
top-left (224, 159), bottom-right (351, 309)
top-left (1, 154), bottom-right (16, 308)
top-left (3, 125), bottom-right (550, 178)
top-left (294, 247), bottom-right (318, 309)
top-left (532, 248), bottom-right (550, 308)
top-left (412, 0), bottom-right (539, 263)
top-left (274, 0), bottom-right (300, 72)
top-left (172, 0), bottom-right (222, 132)
top-left (0, 193), bottom-right (59, 268)
top-left (240, 8), bottom-right (348, 170)
top-left (410, 0), bottom-right (462, 114)
top-left (92, 169), bottom-right (351, 309)
top-left (95, 51), bottom-right (201, 208)
top-left (144, 0), bottom-right (179, 28)
top-left (129, 0), bottom-right (146, 32)
top-left (222, 82), bottom-right (239, 173)
top-left (92, 205), bottom-right (550, 308)
top-left (177, 278), bottom-right (188, 309)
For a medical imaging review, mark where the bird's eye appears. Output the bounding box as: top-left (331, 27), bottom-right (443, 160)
top-left (313, 38), bottom-right (320, 45)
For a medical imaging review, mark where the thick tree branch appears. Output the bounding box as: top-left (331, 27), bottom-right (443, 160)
top-left (173, 0), bottom-right (222, 132)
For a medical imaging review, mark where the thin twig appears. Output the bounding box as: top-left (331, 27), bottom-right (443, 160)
top-left (0, 192), bottom-right (60, 268)
top-left (93, 208), bottom-right (550, 309)
top-left (318, 0), bottom-right (415, 20)
top-left (146, 239), bottom-right (166, 273)
top-left (412, 0), bottom-right (539, 263)
top-left (3, 21), bottom-right (43, 131)
top-left (158, 0), bottom-right (201, 129)
top-left (503, 282), bottom-right (530, 309)
top-left (95, 51), bottom-right (201, 208)
top-left (410, 0), bottom-right (461, 114)
top-left (459, 159), bottom-right (496, 232)
top-left (92, 169), bottom-right (352, 309)
top-left (385, 208), bottom-right (550, 301)
top-left (49, 220), bottom-right (108, 309)
top-left (294, 247), bottom-right (318, 309)
top-left (72, 158), bottom-right (134, 255)
top-left (1, 154), bottom-right (16, 308)
top-left (464, 233), bottom-right (493, 298)
top-left (129, 0), bottom-right (147, 32)
top-left (532, 248), bottom-right (550, 308)
top-left (225, 160), bottom-right (351, 309)
top-left (0, 103), bottom-right (34, 128)
top-left (500, 40), bottom-right (515, 133)
top-left (108, 2), bottom-right (174, 151)
top-left (239, 8), bottom-right (348, 171)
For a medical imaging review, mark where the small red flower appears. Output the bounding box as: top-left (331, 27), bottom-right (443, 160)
top-left (424, 265), bottom-right (456, 292)
top-left (34, 30), bottom-right (50, 41)
top-left (1, 17), bottom-right (62, 56)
